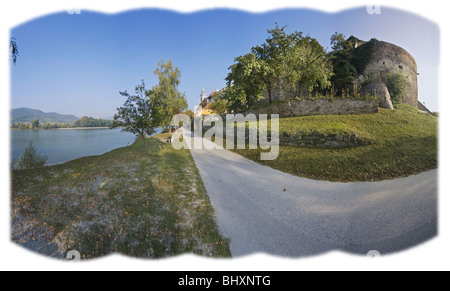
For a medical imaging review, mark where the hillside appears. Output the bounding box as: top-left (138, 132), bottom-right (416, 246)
top-left (11, 107), bottom-right (79, 124)
top-left (228, 104), bottom-right (438, 182)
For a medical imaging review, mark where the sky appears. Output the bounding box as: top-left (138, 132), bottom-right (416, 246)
top-left (10, 7), bottom-right (440, 118)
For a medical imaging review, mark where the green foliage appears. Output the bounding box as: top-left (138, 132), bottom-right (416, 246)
top-left (230, 107), bottom-right (437, 182)
top-left (225, 52), bottom-right (265, 110)
top-left (15, 141), bottom-right (47, 170)
top-left (151, 60), bottom-right (188, 128)
top-left (225, 24), bottom-right (332, 111)
top-left (74, 117), bottom-right (113, 127)
top-left (209, 91), bottom-right (229, 115)
top-left (352, 38), bottom-right (377, 74)
top-left (112, 80), bottom-right (162, 154)
top-left (220, 85), bottom-right (248, 113)
top-left (329, 34), bottom-right (377, 96)
top-left (285, 37), bottom-right (333, 94)
top-left (31, 119), bottom-right (40, 130)
top-left (183, 110), bottom-right (194, 118)
top-left (384, 72), bottom-right (407, 104)
top-left (112, 60), bottom-right (187, 153)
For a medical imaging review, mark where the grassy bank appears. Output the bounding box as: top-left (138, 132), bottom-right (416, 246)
top-left (11, 135), bottom-right (230, 259)
top-left (223, 104), bottom-right (438, 182)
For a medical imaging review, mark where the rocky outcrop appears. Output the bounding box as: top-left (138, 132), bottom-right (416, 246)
top-left (362, 82), bottom-right (394, 110)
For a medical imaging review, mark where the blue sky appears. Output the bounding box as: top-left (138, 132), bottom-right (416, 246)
top-left (10, 7), bottom-right (440, 118)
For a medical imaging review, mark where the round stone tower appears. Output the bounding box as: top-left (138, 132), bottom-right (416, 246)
top-left (363, 41), bottom-right (418, 107)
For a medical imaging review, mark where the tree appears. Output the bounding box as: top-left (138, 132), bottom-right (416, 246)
top-left (10, 37), bottom-right (19, 64)
top-left (74, 116), bottom-right (113, 127)
top-left (285, 37), bottom-right (333, 95)
top-left (329, 33), bottom-right (359, 95)
top-left (31, 119), bottom-right (40, 130)
top-left (329, 34), bottom-right (378, 96)
top-left (225, 24), bottom-right (332, 110)
top-left (182, 110), bottom-right (194, 118)
top-left (151, 60), bottom-right (188, 129)
top-left (208, 90), bottom-right (229, 115)
top-left (250, 24), bottom-right (296, 104)
top-left (225, 53), bottom-right (265, 110)
top-left (111, 80), bottom-right (162, 154)
top-left (15, 141), bottom-right (47, 170)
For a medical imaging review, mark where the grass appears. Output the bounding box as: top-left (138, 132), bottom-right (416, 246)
top-left (11, 136), bottom-right (230, 260)
top-left (220, 104), bottom-right (438, 182)
top-left (152, 132), bottom-right (173, 142)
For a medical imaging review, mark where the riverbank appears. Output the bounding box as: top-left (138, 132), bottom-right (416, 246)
top-left (11, 127), bottom-right (112, 130)
top-left (11, 136), bottom-right (230, 259)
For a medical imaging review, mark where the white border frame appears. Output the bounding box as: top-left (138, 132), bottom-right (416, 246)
top-left (1, 0), bottom-right (448, 271)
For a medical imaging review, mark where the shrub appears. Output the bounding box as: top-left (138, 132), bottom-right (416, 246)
top-left (384, 72), bottom-right (407, 104)
top-left (15, 141), bottom-right (48, 170)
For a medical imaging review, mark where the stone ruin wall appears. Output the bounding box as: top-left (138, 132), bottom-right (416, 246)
top-left (363, 41), bottom-right (418, 107)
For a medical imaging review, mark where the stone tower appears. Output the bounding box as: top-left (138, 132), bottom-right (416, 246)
top-left (362, 41), bottom-right (418, 107)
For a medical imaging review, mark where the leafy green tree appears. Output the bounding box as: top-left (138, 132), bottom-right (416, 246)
top-left (329, 33), bottom-right (378, 96)
top-left (209, 90), bottom-right (229, 115)
top-left (329, 33), bottom-right (359, 95)
top-left (225, 24), bottom-right (332, 110)
top-left (31, 119), bottom-right (40, 130)
top-left (151, 60), bottom-right (188, 129)
top-left (15, 141), bottom-right (47, 170)
top-left (111, 80), bottom-right (162, 154)
top-left (250, 24), bottom-right (299, 104)
top-left (285, 37), bottom-right (332, 95)
top-left (225, 53), bottom-right (265, 110)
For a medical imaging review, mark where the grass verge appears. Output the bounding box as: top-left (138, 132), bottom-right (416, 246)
top-left (11, 136), bottom-right (230, 259)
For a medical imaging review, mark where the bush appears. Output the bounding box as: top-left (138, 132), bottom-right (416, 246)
top-left (384, 72), bottom-right (407, 104)
top-left (15, 141), bottom-right (47, 170)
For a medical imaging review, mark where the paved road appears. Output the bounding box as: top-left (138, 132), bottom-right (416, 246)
top-left (185, 133), bottom-right (438, 258)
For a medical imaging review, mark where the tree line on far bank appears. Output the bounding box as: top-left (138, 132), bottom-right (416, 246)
top-left (11, 116), bottom-right (115, 130)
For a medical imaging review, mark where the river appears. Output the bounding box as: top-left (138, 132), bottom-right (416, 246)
top-left (10, 128), bottom-right (160, 166)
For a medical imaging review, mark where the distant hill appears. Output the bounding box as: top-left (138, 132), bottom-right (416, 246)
top-left (11, 107), bottom-right (79, 124)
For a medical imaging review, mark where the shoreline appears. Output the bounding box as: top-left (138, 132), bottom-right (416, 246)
top-left (10, 127), bottom-right (115, 130)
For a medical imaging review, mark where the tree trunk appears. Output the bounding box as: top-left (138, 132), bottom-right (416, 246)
top-left (141, 133), bottom-right (150, 155)
top-left (267, 87), bottom-right (273, 104)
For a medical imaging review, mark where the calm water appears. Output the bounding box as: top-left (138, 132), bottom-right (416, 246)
top-left (10, 128), bottom-right (157, 166)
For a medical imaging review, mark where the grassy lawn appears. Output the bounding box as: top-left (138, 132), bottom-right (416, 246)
top-left (11, 136), bottom-right (230, 260)
top-left (222, 104), bottom-right (438, 182)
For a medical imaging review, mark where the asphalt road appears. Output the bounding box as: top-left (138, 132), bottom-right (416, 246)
top-left (185, 133), bottom-right (438, 258)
